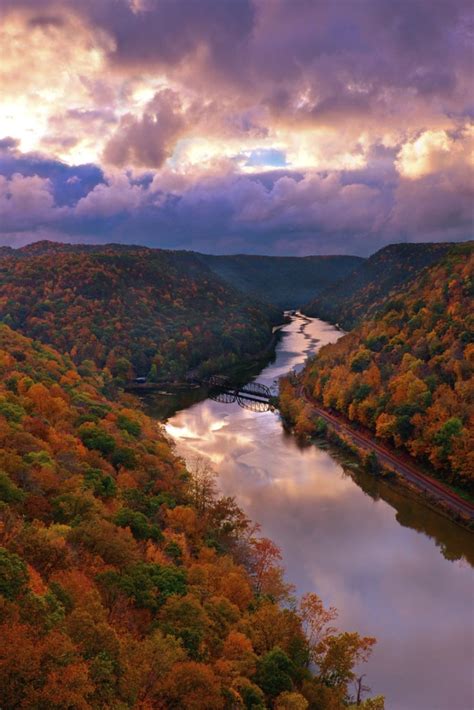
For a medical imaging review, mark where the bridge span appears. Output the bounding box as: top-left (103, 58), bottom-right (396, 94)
top-left (125, 374), bottom-right (275, 412)
top-left (205, 375), bottom-right (273, 412)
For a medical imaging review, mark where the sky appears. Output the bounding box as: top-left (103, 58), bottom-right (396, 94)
top-left (0, 0), bottom-right (472, 256)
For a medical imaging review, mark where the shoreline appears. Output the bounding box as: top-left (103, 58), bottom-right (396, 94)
top-left (279, 392), bottom-right (474, 529)
top-left (127, 316), bottom-right (287, 395)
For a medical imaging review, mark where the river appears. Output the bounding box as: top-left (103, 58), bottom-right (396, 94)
top-left (144, 314), bottom-right (474, 710)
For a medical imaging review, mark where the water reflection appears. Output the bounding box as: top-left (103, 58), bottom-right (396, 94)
top-left (145, 315), bottom-right (474, 710)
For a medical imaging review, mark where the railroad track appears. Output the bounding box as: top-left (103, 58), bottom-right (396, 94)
top-left (301, 390), bottom-right (474, 520)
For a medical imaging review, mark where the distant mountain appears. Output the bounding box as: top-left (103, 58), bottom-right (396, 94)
top-left (281, 242), bottom-right (474, 491)
top-left (0, 241), bottom-right (280, 381)
top-left (303, 243), bottom-right (452, 329)
top-left (196, 253), bottom-right (364, 309)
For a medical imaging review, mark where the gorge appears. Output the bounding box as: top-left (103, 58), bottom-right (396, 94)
top-left (143, 314), bottom-right (474, 710)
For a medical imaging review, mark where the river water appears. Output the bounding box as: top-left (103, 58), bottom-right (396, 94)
top-left (145, 315), bottom-right (474, 710)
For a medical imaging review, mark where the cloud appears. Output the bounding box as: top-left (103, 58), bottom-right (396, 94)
top-left (0, 0), bottom-right (472, 253)
top-left (0, 173), bottom-right (65, 231)
top-left (74, 173), bottom-right (145, 217)
top-left (396, 126), bottom-right (474, 179)
top-left (0, 140), bottom-right (104, 206)
top-left (0, 144), bottom-right (471, 256)
top-left (103, 90), bottom-right (188, 169)
top-left (0, 5), bottom-right (114, 159)
top-left (392, 167), bottom-right (474, 242)
top-left (1, 0), bottom-right (472, 162)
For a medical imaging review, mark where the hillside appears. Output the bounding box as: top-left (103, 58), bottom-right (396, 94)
top-left (197, 253), bottom-right (364, 309)
top-left (0, 242), bottom-right (280, 383)
top-left (303, 243), bottom-right (451, 329)
top-left (281, 243), bottom-right (474, 492)
top-left (0, 323), bottom-right (381, 709)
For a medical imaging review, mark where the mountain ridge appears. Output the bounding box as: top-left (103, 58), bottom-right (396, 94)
top-left (302, 242), bottom-right (453, 328)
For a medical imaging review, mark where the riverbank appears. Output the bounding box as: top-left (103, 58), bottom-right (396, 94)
top-left (132, 322), bottom-right (287, 419)
top-left (126, 316), bottom-right (287, 395)
top-left (157, 314), bottom-right (474, 710)
top-left (278, 377), bottom-right (474, 527)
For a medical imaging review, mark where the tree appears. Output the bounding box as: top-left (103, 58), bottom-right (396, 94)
top-left (275, 691), bottom-right (309, 710)
top-left (0, 623), bottom-right (94, 709)
top-left (299, 593), bottom-right (337, 662)
top-left (434, 417), bottom-right (463, 459)
top-left (114, 508), bottom-right (163, 542)
top-left (0, 471), bottom-right (25, 504)
top-left (187, 456), bottom-right (218, 514)
top-left (249, 536), bottom-right (283, 595)
top-left (222, 630), bottom-right (257, 677)
top-left (99, 563), bottom-right (187, 612)
top-left (159, 593), bottom-right (209, 658)
top-left (255, 647), bottom-right (295, 700)
top-left (316, 632), bottom-right (376, 693)
top-left (119, 630), bottom-right (184, 706)
top-left (350, 350), bottom-right (371, 373)
top-left (68, 519), bottom-right (139, 568)
top-left (79, 424), bottom-right (116, 456)
top-left (148, 363), bottom-right (159, 383)
top-left (161, 661), bottom-right (224, 709)
top-left (111, 447), bottom-right (137, 470)
top-left (0, 547), bottom-right (29, 599)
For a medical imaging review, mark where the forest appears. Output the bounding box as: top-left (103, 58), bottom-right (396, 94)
top-left (0, 242), bottom-right (281, 384)
top-left (0, 322), bottom-right (384, 709)
top-left (3, 236), bottom-right (470, 707)
top-left (196, 253), bottom-right (363, 310)
top-left (303, 242), bottom-right (451, 329)
top-left (281, 243), bottom-right (473, 493)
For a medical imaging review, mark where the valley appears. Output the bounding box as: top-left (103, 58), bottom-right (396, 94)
top-left (0, 239), bottom-right (472, 710)
top-left (145, 314), bottom-right (474, 710)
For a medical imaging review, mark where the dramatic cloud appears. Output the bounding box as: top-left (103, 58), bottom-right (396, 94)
top-left (104, 90), bottom-right (191, 169)
top-left (0, 0), bottom-right (472, 253)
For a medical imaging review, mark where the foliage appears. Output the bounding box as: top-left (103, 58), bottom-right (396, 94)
top-left (255, 647), bottom-right (295, 699)
top-left (0, 547), bottom-right (29, 600)
top-left (304, 242), bottom-right (451, 328)
top-left (0, 242), bottom-right (280, 383)
top-left (0, 322), bottom-right (382, 708)
top-left (200, 253), bottom-right (363, 310)
top-left (283, 243), bottom-right (474, 491)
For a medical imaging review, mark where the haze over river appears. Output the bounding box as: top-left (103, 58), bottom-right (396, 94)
top-left (146, 315), bottom-right (474, 710)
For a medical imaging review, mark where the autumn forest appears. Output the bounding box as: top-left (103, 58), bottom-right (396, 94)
top-left (2, 1), bottom-right (474, 707)
top-left (0, 234), bottom-right (472, 709)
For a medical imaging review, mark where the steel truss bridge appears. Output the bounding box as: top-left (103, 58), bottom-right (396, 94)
top-left (204, 375), bottom-right (273, 413)
top-left (126, 375), bottom-right (275, 413)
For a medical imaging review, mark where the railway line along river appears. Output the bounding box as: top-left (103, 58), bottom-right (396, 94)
top-left (144, 314), bottom-right (474, 710)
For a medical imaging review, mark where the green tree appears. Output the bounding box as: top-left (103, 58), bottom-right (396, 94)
top-left (98, 563), bottom-right (187, 612)
top-left (0, 548), bottom-right (29, 600)
top-left (0, 471), bottom-right (25, 504)
top-left (434, 417), bottom-right (463, 458)
top-left (84, 468), bottom-right (117, 499)
top-left (79, 425), bottom-right (116, 455)
top-left (255, 647), bottom-right (294, 700)
top-left (114, 508), bottom-right (163, 542)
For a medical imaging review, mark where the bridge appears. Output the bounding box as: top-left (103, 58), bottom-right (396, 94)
top-left (126, 374), bottom-right (274, 412)
top-left (205, 375), bottom-right (273, 412)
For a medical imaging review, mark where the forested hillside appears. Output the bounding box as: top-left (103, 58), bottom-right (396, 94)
top-left (0, 323), bottom-right (382, 709)
top-left (0, 243), bottom-right (280, 383)
top-left (281, 243), bottom-right (473, 492)
top-left (303, 243), bottom-right (451, 329)
top-left (198, 253), bottom-right (363, 310)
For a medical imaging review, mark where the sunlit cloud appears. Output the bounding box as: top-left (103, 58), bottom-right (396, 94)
top-left (0, 0), bottom-right (472, 254)
top-left (396, 127), bottom-right (474, 179)
top-left (0, 8), bottom-right (113, 158)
